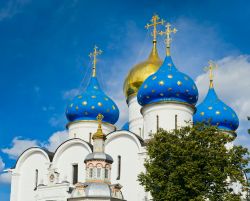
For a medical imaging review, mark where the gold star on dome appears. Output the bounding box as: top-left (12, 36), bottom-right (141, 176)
top-left (159, 80), bottom-right (164, 86)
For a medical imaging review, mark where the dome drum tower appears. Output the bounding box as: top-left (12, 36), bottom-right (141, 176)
top-left (141, 102), bottom-right (195, 138)
top-left (66, 46), bottom-right (119, 142)
top-left (137, 22), bottom-right (198, 139)
top-left (67, 121), bottom-right (116, 142)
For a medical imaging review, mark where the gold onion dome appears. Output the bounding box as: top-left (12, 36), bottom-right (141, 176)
top-left (123, 45), bottom-right (162, 99)
top-left (123, 14), bottom-right (164, 100)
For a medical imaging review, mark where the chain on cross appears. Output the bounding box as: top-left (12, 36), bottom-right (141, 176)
top-left (159, 22), bottom-right (177, 55)
top-left (89, 46), bottom-right (102, 77)
top-left (145, 14), bottom-right (164, 43)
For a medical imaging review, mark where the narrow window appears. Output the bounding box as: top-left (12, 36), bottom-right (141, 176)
top-left (89, 168), bottom-right (93, 178)
top-left (97, 168), bottom-right (101, 178)
top-left (34, 169), bottom-right (38, 190)
top-left (89, 132), bottom-right (92, 143)
top-left (175, 114), bottom-right (178, 130)
top-left (116, 155), bottom-right (121, 180)
top-left (139, 128), bottom-right (142, 137)
top-left (156, 115), bottom-right (159, 132)
top-left (105, 168), bottom-right (109, 179)
top-left (72, 164), bottom-right (78, 184)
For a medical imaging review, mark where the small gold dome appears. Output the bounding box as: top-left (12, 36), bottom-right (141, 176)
top-left (123, 43), bottom-right (162, 100)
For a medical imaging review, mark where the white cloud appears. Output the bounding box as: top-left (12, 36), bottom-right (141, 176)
top-left (0, 172), bottom-right (11, 184)
top-left (2, 130), bottom-right (68, 160)
top-left (48, 113), bottom-right (67, 127)
top-left (0, 157), bottom-right (11, 184)
top-left (0, 157), bottom-right (4, 171)
top-left (43, 130), bottom-right (68, 152)
top-left (63, 88), bottom-right (80, 100)
top-left (2, 137), bottom-right (38, 159)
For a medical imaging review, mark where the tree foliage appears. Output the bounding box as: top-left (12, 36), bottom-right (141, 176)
top-left (138, 123), bottom-right (250, 201)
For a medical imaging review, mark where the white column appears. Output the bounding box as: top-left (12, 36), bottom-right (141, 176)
top-left (141, 102), bottom-right (195, 140)
top-left (128, 95), bottom-right (143, 137)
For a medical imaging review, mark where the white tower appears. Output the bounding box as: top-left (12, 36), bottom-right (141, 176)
top-left (137, 22), bottom-right (199, 139)
top-left (66, 46), bottom-right (119, 142)
top-left (123, 14), bottom-right (163, 137)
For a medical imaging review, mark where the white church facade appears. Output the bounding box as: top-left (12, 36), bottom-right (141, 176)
top-left (9, 15), bottom-right (242, 201)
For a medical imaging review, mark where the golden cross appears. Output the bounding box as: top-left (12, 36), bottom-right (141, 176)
top-left (204, 60), bottom-right (218, 88)
top-left (92, 113), bottom-right (105, 140)
top-left (159, 22), bottom-right (177, 56)
top-left (97, 113), bottom-right (104, 125)
top-left (89, 46), bottom-right (102, 77)
top-left (145, 14), bottom-right (164, 43)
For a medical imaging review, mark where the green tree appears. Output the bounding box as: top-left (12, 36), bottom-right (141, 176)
top-left (138, 123), bottom-right (250, 201)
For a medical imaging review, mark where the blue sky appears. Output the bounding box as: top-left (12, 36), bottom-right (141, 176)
top-left (0, 0), bottom-right (250, 200)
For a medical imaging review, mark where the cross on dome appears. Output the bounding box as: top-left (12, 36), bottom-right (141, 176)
top-left (89, 46), bottom-right (103, 77)
top-left (92, 113), bottom-right (106, 140)
top-left (159, 22), bottom-right (177, 56)
top-left (145, 14), bottom-right (164, 43)
top-left (204, 60), bottom-right (218, 88)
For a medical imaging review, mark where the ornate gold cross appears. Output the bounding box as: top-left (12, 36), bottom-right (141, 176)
top-left (145, 14), bottom-right (164, 43)
top-left (159, 22), bottom-right (177, 56)
top-left (204, 60), bottom-right (218, 88)
top-left (97, 113), bottom-right (104, 125)
top-left (92, 113), bottom-right (105, 140)
top-left (89, 46), bottom-right (102, 77)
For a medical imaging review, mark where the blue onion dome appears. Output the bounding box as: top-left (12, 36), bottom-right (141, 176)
top-left (193, 62), bottom-right (239, 132)
top-left (137, 23), bottom-right (198, 107)
top-left (66, 47), bottom-right (119, 125)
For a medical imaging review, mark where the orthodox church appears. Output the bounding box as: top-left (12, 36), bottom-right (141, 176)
top-left (10, 15), bottom-right (241, 201)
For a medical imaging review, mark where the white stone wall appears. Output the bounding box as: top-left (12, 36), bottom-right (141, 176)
top-left (36, 183), bottom-right (70, 201)
top-left (52, 139), bottom-right (92, 184)
top-left (128, 96), bottom-right (143, 137)
top-left (11, 148), bottom-right (50, 201)
top-left (142, 102), bottom-right (194, 139)
top-left (105, 131), bottom-right (146, 201)
top-left (68, 121), bottom-right (116, 142)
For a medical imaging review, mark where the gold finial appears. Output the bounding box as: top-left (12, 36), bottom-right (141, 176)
top-left (204, 60), bottom-right (218, 88)
top-left (145, 14), bottom-right (164, 44)
top-left (89, 46), bottom-right (102, 77)
top-left (159, 22), bottom-right (177, 56)
top-left (92, 113), bottom-right (105, 140)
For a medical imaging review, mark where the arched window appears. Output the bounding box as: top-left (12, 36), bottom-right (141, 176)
top-left (116, 155), bottom-right (121, 180)
top-left (87, 163), bottom-right (94, 179)
top-left (89, 168), bottom-right (93, 178)
top-left (96, 163), bottom-right (102, 178)
top-left (97, 168), bottom-right (101, 178)
top-left (105, 165), bottom-right (109, 179)
top-left (34, 169), bottom-right (38, 190)
top-left (72, 164), bottom-right (78, 184)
